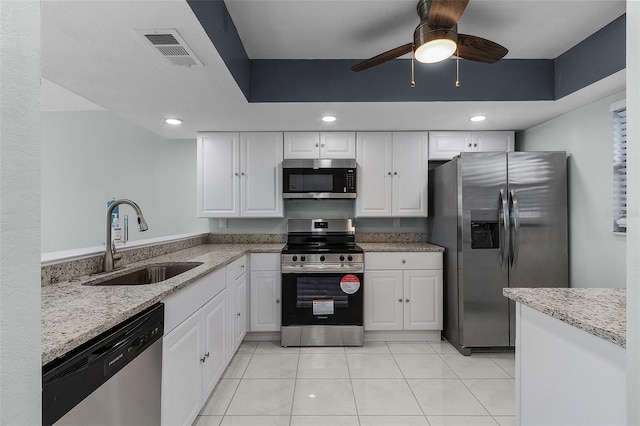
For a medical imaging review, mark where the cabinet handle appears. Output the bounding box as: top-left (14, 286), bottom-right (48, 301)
top-left (241, 264), bottom-right (245, 269)
top-left (321, 144), bottom-right (325, 148)
top-left (399, 299), bottom-right (403, 303)
top-left (473, 143), bottom-right (477, 147)
top-left (234, 172), bottom-right (239, 177)
top-left (388, 172), bottom-right (392, 176)
top-left (200, 352), bottom-right (210, 363)
top-left (237, 312), bottom-right (241, 317)
top-left (315, 143), bottom-right (319, 147)
top-left (402, 259), bottom-right (406, 264)
top-left (405, 299), bottom-right (410, 303)
top-left (276, 299), bottom-right (280, 304)
top-left (468, 143), bottom-right (472, 148)
top-left (394, 172), bottom-right (398, 175)
top-left (241, 172), bottom-right (246, 177)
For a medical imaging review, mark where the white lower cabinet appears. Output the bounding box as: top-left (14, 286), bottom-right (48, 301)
top-left (226, 256), bottom-right (248, 361)
top-left (161, 267), bottom-right (227, 426)
top-left (249, 253), bottom-right (282, 332)
top-left (161, 256), bottom-right (248, 426)
top-left (161, 309), bottom-right (203, 426)
top-left (364, 252), bottom-right (443, 331)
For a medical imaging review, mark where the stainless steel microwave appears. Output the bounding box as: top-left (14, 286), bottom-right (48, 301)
top-left (282, 159), bottom-right (357, 199)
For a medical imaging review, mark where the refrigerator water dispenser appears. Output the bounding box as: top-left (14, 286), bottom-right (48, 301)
top-left (470, 210), bottom-right (499, 249)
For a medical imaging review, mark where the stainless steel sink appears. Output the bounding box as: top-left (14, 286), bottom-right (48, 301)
top-left (87, 262), bottom-right (203, 286)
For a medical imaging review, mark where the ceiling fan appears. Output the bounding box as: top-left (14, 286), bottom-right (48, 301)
top-left (351, 0), bottom-right (508, 72)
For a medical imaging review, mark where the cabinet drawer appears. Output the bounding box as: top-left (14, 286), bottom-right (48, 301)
top-left (250, 253), bottom-right (281, 271)
top-left (365, 252), bottom-right (442, 270)
top-left (227, 255), bottom-right (247, 281)
top-left (163, 267), bottom-right (226, 334)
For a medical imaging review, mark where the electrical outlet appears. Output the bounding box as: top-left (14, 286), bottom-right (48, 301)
top-left (218, 218), bottom-right (227, 228)
top-left (393, 218), bottom-right (401, 227)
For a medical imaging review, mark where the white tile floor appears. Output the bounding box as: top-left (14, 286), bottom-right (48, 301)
top-left (194, 341), bottom-right (515, 426)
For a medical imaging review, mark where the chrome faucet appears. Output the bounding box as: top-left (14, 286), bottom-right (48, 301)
top-left (104, 199), bottom-right (149, 272)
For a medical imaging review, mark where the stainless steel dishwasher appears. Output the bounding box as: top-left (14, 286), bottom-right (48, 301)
top-left (42, 303), bottom-right (164, 426)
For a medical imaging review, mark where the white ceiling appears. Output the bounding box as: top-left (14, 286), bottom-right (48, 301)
top-left (41, 0), bottom-right (626, 140)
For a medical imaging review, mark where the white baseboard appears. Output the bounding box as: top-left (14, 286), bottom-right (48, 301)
top-left (245, 330), bottom-right (442, 343)
top-left (364, 330), bottom-right (441, 342)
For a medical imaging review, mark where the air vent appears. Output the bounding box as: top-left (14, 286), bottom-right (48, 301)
top-left (136, 29), bottom-right (202, 68)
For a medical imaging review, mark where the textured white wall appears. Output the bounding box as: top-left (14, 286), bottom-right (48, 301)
top-left (519, 91), bottom-right (627, 288)
top-left (41, 111), bottom-right (209, 253)
top-left (0, 1), bottom-right (42, 424)
top-left (626, 1), bottom-right (640, 423)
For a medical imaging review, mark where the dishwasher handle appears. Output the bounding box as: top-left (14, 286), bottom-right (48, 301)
top-left (42, 303), bottom-right (164, 426)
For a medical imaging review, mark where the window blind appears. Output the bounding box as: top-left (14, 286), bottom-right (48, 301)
top-left (613, 107), bottom-right (627, 233)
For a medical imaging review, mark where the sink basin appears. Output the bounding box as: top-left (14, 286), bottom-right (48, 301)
top-left (87, 262), bottom-right (203, 286)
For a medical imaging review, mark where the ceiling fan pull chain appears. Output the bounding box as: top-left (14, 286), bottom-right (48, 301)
top-left (411, 46), bottom-right (416, 88)
top-left (455, 47), bottom-right (461, 88)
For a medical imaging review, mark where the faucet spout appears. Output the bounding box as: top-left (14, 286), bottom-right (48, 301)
top-left (104, 199), bottom-right (149, 272)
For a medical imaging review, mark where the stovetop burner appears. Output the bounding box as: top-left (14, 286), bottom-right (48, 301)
top-left (282, 219), bottom-right (364, 273)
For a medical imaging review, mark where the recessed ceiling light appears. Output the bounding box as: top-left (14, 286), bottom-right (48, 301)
top-left (321, 115), bottom-right (337, 123)
top-left (469, 115), bottom-right (487, 122)
top-left (165, 118), bottom-right (183, 125)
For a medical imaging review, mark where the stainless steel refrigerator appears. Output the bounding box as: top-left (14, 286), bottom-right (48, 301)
top-left (427, 151), bottom-right (568, 355)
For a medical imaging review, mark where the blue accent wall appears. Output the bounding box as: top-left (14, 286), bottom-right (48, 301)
top-left (250, 58), bottom-right (554, 102)
top-left (187, 0), bottom-right (251, 99)
top-left (188, 3), bottom-right (625, 103)
top-left (554, 14), bottom-right (626, 98)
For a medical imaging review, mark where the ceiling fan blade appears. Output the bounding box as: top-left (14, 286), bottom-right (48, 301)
top-left (422, 0), bottom-right (469, 28)
top-left (456, 34), bottom-right (508, 63)
top-left (351, 43), bottom-right (413, 72)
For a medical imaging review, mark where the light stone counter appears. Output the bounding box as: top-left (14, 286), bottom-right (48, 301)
top-left (503, 287), bottom-right (626, 347)
top-left (41, 243), bottom-right (282, 365)
top-left (42, 240), bottom-right (443, 365)
top-left (357, 242), bottom-right (444, 252)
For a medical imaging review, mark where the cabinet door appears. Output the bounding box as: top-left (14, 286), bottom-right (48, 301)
top-left (403, 270), bottom-right (443, 330)
top-left (320, 132), bottom-right (356, 159)
top-left (202, 290), bottom-right (227, 400)
top-left (235, 272), bottom-right (248, 348)
top-left (355, 132), bottom-right (393, 217)
top-left (364, 270), bottom-right (404, 330)
top-left (197, 132), bottom-right (240, 217)
top-left (284, 132), bottom-right (320, 159)
top-left (428, 131), bottom-right (472, 160)
top-left (161, 312), bottom-right (203, 426)
top-left (240, 132), bottom-right (284, 217)
top-left (250, 270), bottom-right (282, 332)
top-left (392, 132), bottom-right (428, 217)
top-left (472, 131), bottom-right (515, 152)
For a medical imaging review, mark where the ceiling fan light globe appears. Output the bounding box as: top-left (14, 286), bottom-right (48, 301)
top-left (415, 38), bottom-right (457, 63)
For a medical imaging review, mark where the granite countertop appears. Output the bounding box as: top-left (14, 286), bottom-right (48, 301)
top-left (503, 288), bottom-right (626, 348)
top-left (41, 243), bottom-right (282, 365)
top-left (358, 242), bottom-right (444, 252)
top-left (42, 240), bottom-right (443, 365)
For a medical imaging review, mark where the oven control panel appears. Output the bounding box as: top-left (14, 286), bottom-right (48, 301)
top-left (281, 253), bottom-right (364, 273)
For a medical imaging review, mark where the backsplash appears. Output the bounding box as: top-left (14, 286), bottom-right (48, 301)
top-left (41, 234), bottom-right (209, 287)
top-left (355, 233), bottom-right (423, 243)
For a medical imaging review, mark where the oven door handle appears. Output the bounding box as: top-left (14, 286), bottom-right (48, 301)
top-left (281, 265), bottom-right (364, 274)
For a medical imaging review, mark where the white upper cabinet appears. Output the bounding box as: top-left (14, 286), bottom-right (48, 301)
top-left (356, 132), bottom-right (428, 217)
top-left (428, 131), bottom-right (514, 160)
top-left (284, 132), bottom-right (356, 159)
top-left (197, 132), bottom-right (283, 218)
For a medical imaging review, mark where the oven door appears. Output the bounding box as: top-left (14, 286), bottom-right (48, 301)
top-left (281, 273), bottom-right (363, 326)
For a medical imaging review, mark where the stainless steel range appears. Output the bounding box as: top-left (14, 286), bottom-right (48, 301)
top-left (281, 219), bottom-right (364, 347)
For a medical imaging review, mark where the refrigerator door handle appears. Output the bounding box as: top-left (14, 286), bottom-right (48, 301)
top-left (509, 189), bottom-right (521, 268)
top-left (499, 189), bottom-right (509, 269)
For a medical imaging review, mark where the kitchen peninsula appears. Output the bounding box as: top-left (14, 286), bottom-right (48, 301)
top-left (504, 287), bottom-right (626, 426)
